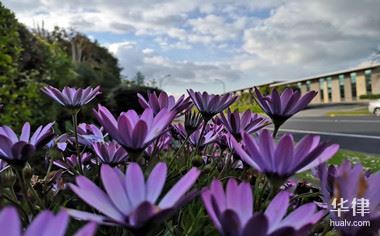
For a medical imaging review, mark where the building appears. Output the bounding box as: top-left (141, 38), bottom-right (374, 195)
top-left (230, 81), bottom-right (283, 96)
top-left (232, 63), bottom-right (380, 104)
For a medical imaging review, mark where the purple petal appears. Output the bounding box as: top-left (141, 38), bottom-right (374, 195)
top-left (0, 207), bottom-right (21, 236)
top-left (159, 167), bottom-right (200, 208)
top-left (69, 176), bottom-right (124, 222)
top-left (146, 162), bottom-right (167, 203)
top-left (125, 163), bottom-right (146, 208)
top-left (74, 222), bottom-right (97, 236)
top-left (101, 165), bottom-right (132, 214)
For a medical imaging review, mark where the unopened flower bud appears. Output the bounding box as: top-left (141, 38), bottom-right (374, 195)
top-left (191, 155), bottom-right (204, 167)
top-left (23, 162), bottom-right (33, 180)
top-left (0, 168), bottom-right (16, 188)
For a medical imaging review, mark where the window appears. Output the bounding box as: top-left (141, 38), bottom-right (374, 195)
top-left (319, 78), bottom-right (325, 101)
top-left (339, 75), bottom-right (345, 100)
top-left (327, 77), bottom-right (332, 102)
top-left (365, 69), bottom-right (372, 94)
top-left (351, 73), bottom-right (357, 99)
top-left (306, 81), bottom-right (311, 91)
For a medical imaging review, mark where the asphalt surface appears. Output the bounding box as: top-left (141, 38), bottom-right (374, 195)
top-left (276, 116), bottom-right (380, 154)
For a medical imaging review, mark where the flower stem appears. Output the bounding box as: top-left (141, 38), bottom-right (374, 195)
top-left (195, 121), bottom-right (208, 153)
top-left (72, 110), bottom-right (83, 174)
top-left (272, 124), bottom-right (280, 138)
top-left (15, 169), bottom-right (34, 215)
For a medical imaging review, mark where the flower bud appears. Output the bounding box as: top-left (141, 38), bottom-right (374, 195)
top-left (0, 168), bottom-right (16, 188)
top-left (22, 162), bottom-right (33, 180)
top-left (191, 155), bottom-right (204, 167)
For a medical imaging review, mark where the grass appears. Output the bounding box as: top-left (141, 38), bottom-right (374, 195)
top-left (297, 149), bottom-right (380, 181)
top-left (325, 107), bottom-right (370, 116)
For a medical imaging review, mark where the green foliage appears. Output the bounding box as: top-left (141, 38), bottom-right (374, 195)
top-left (359, 93), bottom-right (380, 99)
top-left (107, 81), bottom-right (162, 114)
top-left (0, 4), bottom-right (122, 128)
top-left (229, 92), bottom-right (262, 113)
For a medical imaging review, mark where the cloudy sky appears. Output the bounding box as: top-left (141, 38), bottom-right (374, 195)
top-left (4, 0), bottom-right (380, 95)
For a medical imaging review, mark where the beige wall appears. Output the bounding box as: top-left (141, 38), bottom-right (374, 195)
top-left (372, 68), bottom-right (380, 94)
top-left (331, 78), bottom-right (341, 102)
top-left (356, 71), bottom-right (367, 98)
top-left (344, 76), bottom-right (352, 102)
top-left (300, 84), bottom-right (307, 95)
top-left (310, 81), bottom-right (321, 104)
top-left (322, 80), bottom-right (329, 103)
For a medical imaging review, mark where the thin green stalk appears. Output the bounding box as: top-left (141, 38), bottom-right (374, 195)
top-left (72, 110), bottom-right (83, 174)
top-left (15, 169), bottom-right (34, 215)
top-left (195, 121), bottom-right (208, 153)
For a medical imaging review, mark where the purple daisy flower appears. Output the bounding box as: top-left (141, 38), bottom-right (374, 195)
top-left (254, 87), bottom-right (317, 136)
top-left (202, 179), bottom-right (324, 236)
top-left (0, 122), bottom-right (54, 167)
top-left (175, 123), bottom-right (223, 149)
top-left (218, 109), bottom-right (270, 141)
top-left (0, 207), bottom-right (97, 236)
top-left (41, 85), bottom-right (101, 108)
top-left (67, 162), bottom-right (200, 234)
top-left (138, 91), bottom-right (192, 116)
top-left (187, 89), bottom-right (238, 121)
top-left (53, 153), bottom-right (92, 175)
top-left (144, 133), bottom-right (172, 157)
top-left (317, 160), bottom-right (380, 235)
top-left (93, 105), bottom-right (175, 157)
top-left (92, 142), bottom-right (128, 166)
top-left (77, 123), bottom-right (106, 146)
top-left (231, 129), bottom-right (339, 183)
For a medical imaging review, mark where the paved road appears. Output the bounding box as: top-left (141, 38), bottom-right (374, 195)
top-left (275, 116), bottom-right (380, 154)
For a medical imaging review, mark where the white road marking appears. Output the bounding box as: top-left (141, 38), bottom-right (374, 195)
top-left (289, 118), bottom-right (380, 123)
top-left (272, 128), bottom-right (380, 140)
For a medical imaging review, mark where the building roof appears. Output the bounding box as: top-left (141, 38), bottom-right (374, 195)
top-left (229, 80), bottom-right (283, 93)
top-left (270, 63), bottom-right (380, 87)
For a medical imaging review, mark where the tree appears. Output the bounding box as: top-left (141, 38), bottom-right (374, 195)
top-left (135, 71), bottom-right (145, 86)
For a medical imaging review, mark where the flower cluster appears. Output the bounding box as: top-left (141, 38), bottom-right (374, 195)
top-left (0, 85), bottom-right (377, 236)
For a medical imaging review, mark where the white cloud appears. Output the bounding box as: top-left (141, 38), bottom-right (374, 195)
top-left (3, 0), bottom-right (380, 94)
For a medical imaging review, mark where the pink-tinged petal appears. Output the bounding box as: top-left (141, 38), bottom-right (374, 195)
top-left (146, 162), bottom-right (167, 203)
top-left (69, 176), bottom-right (124, 222)
top-left (159, 167), bottom-right (200, 208)
top-left (264, 191), bottom-right (289, 229)
top-left (25, 211), bottom-right (52, 236)
top-left (125, 163), bottom-right (146, 208)
top-left (74, 222), bottom-right (97, 236)
top-left (101, 165), bottom-right (132, 214)
top-left (270, 89), bottom-right (282, 115)
top-left (258, 130), bottom-right (275, 170)
top-left (0, 207), bottom-right (21, 236)
top-left (20, 122), bottom-right (31, 142)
